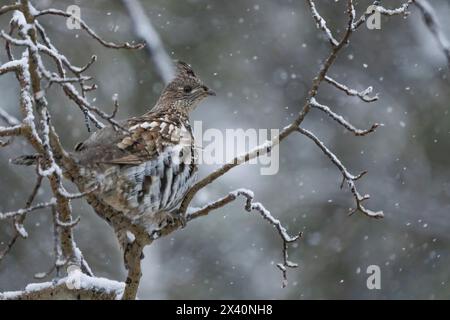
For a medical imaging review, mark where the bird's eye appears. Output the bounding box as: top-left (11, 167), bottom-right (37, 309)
top-left (183, 85), bottom-right (192, 93)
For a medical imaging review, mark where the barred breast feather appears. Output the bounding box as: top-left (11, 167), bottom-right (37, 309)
top-left (74, 110), bottom-right (197, 231)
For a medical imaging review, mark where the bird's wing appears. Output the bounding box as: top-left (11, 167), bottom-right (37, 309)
top-left (75, 113), bottom-right (191, 166)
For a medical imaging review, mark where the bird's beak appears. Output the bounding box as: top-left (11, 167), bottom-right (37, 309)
top-left (202, 85), bottom-right (216, 96)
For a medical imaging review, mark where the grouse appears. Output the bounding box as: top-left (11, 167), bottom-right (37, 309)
top-left (74, 61), bottom-right (215, 240)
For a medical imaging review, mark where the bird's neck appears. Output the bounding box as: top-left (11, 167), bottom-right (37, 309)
top-left (150, 98), bottom-right (190, 121)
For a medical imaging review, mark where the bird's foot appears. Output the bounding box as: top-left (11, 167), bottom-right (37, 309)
top-left (177, 214), bottom-right (187, 228)
top-left (159, 211), bottom-right (187, 229)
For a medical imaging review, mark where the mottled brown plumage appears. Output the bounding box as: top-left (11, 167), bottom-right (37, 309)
top-left (74, 61), bottom-right (214, 245)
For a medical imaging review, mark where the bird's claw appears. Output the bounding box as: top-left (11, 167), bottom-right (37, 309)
top-left (178, 215), bottom-right (187, 228)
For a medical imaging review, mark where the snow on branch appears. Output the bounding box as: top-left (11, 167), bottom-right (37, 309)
top-left (187, 189), bottom-right (302, 287)
top-left (297, 127), bottom-right (383, 219)
top-left (0, 171), bottom-right (43, 261)
top-left (0, 58), bottom-right (23, 75)
top-left (375, 1), bottom-right (414, 16)
top-left (0, 124), bottom-right (23, 137)
top-left (0, 28), bottom-right (130, 132)
top-left (35, 21), bottom-right (97, 75)
top-left (0, 0), bottom-right (422, 299)
top-left (0, 109), bottom-right (22, 146)
top-left (0, 108), bottom-right (20, 126)
top-left (353, 1), bottom-right (415, 29)
top-left (348, 0), bottom-right (356, 29)
top-left (0, 3), bottom-right (21, 16)
top-left (325, 76), bottom-right (379, 103)
top-left (310, 98), bottom-right (380, 136)
top-left (0, 272), bottom-right (124, 300)
top-left (35, 9), bottom-right (144, 50)
top-left (0, 198), bottom-right (56, 220)
top-left (0, 0), bottom-right (123, 293)
top-left (177, 0), bottom-right (411, 286)
top-left (305, 0), bottom-right (339, 47)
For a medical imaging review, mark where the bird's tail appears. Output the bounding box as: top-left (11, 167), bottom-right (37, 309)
top-left (10, 154), bottom-right (40, 166)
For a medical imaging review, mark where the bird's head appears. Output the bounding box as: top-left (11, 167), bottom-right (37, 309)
top-left (156, 61), bottom-right (215, 113)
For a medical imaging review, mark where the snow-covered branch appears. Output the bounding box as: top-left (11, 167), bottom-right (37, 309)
top-left (35, 9), bottom-right (144, 50)
top-left (0, 198), bottom-right (56, 220)
top-left (375, 1), bottom-right (415, 16)
top-left (175, 0), bottom-right (395, 286)
top-left (0, 172), bottom-right (43, 261)
top-left (187, 189), bottom-right (301, 287)
top-left (324, 76), bottom-right (379, 103)
top-left (0, 3), bottom-right (21, 16)
top-left (0, 59), bottom-right (23, 75)
top-left (305, 0), bottom-right (339, 47)
top-left (0, 0), bottom-right (141, 297)
top-left (0, 108), bottom-right (20, 126)
top-left (353, 1), bottom-right (415, 29)
top-left (310, 98), bottom-right (380, 136)
top-left (178, 0), bottom-right (363, 218)
top-left (0, 272), bottom-right (124, 300)
top-left (297, 127), bottom-right (384, 219)
top-left (0, 124), bottom-right (23, 137)
top-left (0, 29), bottom-right (127, 132)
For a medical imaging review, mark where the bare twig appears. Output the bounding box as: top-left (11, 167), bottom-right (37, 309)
top-left (0, 236), bottom-right (20, 261)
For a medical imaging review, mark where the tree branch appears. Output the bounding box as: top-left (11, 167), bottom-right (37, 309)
top-left (324, 76), bottom-right (379, 102)
top-left (178, 0), bottom-right (358, 216)
top-left (0, 273), bottom-right (124, 300)
top-left (35, 9), bottom-right (144, 50)
top-left (353, 1), bottom-right (414, 29)
top-left (0, 199), bottom-right (56, 220)
top-left (0, 108), bottom-right (20, 126)
top-left (305, 0), bottom-right (339, 47)
top-left (297, 127), bottom-right (383, 218)
top-left (187, 189), bottom-right (302, 287)
top-left (310, 98), bottom-right (380, 136)
top-left (0, 3), bottom-right (21, 16)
